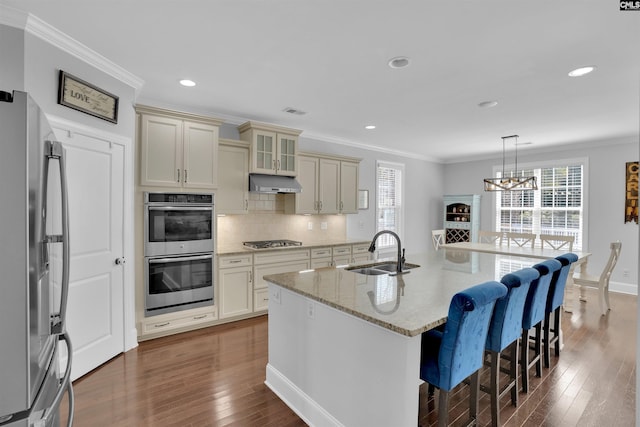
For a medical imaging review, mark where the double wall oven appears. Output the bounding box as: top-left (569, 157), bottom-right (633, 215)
top-left (144, 192), bottom-right (214, 316)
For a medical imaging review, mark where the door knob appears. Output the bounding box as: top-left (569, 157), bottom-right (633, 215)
top-left (115, 257), bottom-right (126, 265)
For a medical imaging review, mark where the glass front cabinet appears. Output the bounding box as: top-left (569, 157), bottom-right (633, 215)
top-left (443, 194), bottom-right (481, 243)
top-left (238, 121), bottom-right (302, 176)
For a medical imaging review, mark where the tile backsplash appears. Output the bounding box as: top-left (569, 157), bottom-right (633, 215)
top-left (217, 194), bottom-right (346, 244)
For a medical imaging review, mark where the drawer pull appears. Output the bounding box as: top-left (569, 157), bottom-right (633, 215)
top-left (229, 259), bottom-right (242, 263)
top-left (154, 322), bottom-right (170, 328)
top-left (193, 314), bottom-right (207, 320)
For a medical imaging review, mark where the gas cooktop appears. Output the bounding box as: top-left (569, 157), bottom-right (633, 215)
top-left (243, 239), bottom-right (303, 250)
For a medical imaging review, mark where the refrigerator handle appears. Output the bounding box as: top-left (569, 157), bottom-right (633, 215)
top-left (45, 140), bottom-right (70, 335)
top-left (41, 331), bottom-right (75, 427)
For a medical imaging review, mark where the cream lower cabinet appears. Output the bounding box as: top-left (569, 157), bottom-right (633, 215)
top-left (311, 247), bottom-right (332, 268)
top-left (352, 243), bottom-right (371, 263)
top-left (253, 249), bottom-right (310, 312)
top-left (218, 254), bottom-right (253, 319)
top-left (138, 306), bottom-right (218, 341)
top-left (217, 140), bottom-right (249, 214)
top-left (137, 105), bottom-right (223, 189)
top-left (332, 245), bottom-right (352, 266)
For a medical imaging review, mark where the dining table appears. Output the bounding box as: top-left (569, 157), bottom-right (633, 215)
top-left (440, 241), bottom-right (591, 312)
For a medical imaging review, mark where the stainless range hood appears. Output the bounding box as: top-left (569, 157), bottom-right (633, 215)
top-left (249, 173), bottom-right (302, 194)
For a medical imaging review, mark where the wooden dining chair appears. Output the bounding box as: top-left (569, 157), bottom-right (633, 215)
top-left (420, 281), bottom-right (507, 427)
top-left (539, 234), bottom-right (574, 251)
top-left (506, 232), bottom-right (536, 248)
top-left (478, 230), bottom-right (504, 245)
top-left (573, 241), bottom-right (622, 315)
top-left (431, 229), bottom-right (445, 251)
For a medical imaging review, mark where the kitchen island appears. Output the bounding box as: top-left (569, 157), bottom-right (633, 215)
top-left (263, 249), bottom-right (548, 427)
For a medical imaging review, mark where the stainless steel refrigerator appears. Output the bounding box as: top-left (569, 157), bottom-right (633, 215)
top-left (0, 90), bottom-right (74, 426)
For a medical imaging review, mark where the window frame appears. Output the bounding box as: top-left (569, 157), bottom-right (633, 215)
top-left (490, 156), bottom-right (589, 250)
top-left (375, 160), bottom-right (405, 254)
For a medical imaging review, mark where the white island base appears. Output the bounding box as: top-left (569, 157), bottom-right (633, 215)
top-left (265, 284), bottom-right (423, 427)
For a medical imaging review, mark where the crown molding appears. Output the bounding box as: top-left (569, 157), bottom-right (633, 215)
top-left (1, 5), bottom-right (144, 94)
top-left (301, 131), bottom-right (441, 163)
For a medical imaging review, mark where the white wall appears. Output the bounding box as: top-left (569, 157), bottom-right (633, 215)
top-left (443, 138), bottom-right (639, 294)
top-left (1, 19), bottom-right (140, 350)
top-left (298, 137), bottom-right (445, 255)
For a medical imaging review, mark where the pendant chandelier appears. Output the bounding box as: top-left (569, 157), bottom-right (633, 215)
top-left (483, 135), bottom-right (537, 191)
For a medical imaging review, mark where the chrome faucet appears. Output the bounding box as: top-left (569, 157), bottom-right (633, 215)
top-left (368, 230), bottom-right (405, 273)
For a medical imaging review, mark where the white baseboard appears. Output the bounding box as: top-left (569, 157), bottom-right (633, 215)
top-left (265, 363), bottom-right (344, 427)
top-left (609, 280), bottom-right (637, 295)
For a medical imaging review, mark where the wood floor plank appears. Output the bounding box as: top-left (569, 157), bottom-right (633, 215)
top-left (61, 289), bottom-right (635, 426)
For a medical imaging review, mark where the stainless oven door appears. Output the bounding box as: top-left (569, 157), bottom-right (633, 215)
top-left (145, 253), bottom-right (214, 316)
top-left (144, 206), bottom-right (214, 256)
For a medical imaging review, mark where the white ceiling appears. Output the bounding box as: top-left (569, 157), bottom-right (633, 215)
top-left (4, 0), bottom-right (640, 162)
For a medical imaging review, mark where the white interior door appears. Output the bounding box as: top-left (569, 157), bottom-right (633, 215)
top-left (51, 126), bottom-right (125, 381)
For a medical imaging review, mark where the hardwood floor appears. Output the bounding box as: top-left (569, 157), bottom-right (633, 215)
top-left (62, 288), bottom-right (635, 426)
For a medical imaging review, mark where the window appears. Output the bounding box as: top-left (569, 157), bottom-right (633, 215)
top-left (376, 161), bottom-right (404, 250)
top-left (494, 161), bottom-right (585, 250)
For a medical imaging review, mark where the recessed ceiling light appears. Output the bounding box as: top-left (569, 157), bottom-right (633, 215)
top-left (282, 107), bottom-right (307, 115)
top-left (388, 56), bottom-right (410, 69)
top-left (179, 79), bottom-right (196, 87)
top-left (365, 125), bottom-right (376, 130)
top-left (478, 100), bottom-right (498, 108)
top-left (568, 66), bottom-right (595, 77)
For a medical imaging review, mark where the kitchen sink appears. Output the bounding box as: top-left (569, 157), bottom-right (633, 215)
top-left (345, 262), bottom-right (420, 276)
top-left (346, 267), bottom-right (389, 276)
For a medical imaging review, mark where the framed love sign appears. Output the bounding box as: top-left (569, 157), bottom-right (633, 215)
top-left (57, 70), bottom-right (119, 123)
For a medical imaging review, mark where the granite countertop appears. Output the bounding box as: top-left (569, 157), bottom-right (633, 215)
top-left (217, 239), bottom-right (371, 256)
top-left (263, 250), bottom-right (545, 337)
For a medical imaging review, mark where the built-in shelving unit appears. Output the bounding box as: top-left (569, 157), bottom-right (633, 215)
top-left (443, 194), bottom-right (480, 243)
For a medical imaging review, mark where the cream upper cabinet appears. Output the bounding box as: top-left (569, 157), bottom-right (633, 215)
top-left (137, 105), bottom-right (223, 189)
top-left (319, 158), bottom-right (340, 214)
top-left (217, 140), bottom-right (249, 214)
top-left (339, 161), bottom-right (359, 214)
top-left (238, 121), bottom-right (302, 176)
top-left (295, 155), bottom-right (320, 214)
top-left (285, 152), bottom-right (360, 215)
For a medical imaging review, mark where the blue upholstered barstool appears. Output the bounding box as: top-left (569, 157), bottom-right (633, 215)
top-left (420, 281), bottom-right (507, 427)
top-left (482, 268), bottom-right (538, 427)
top-left (521, 259), bottom-right (562, 392)
top-left (543, 253), bottom-right (579, 367)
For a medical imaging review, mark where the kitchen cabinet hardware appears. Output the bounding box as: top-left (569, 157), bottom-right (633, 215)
top-left (193, 314), bottom-right (207, 320)
top-left (154, 322), bottom-right (170, 328)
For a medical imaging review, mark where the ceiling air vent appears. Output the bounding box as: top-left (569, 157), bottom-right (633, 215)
top-left (282, 107), bottom-right (307, 115)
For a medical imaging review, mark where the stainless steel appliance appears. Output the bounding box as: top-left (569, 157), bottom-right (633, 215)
top-left (0, 90), bottom-right (74, 426)
top-left (243, 239), bottom-right (303, 250)
top-left (144, 192), bottom-right (214, 256)
top-left (143, 192), bottom-right (215, 316)
top-left (144, 253), bottom-right (214, 316)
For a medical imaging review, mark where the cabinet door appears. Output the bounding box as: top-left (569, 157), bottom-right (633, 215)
top-left (319, 158), bottom-right (340, 214)
top-left (217, 145), bottom-right (249, 214)
top-left (251, 130), bottom-right (277, 174)
top-left (295, 156), bottom-right (319, 214)
top-left (139, 114), bottom-right (182, 187)
top-left (219, 266), bottom-right (253, 319)
top-left (183, 121), bottom-right (219, 188)
top-left (253, 260), bottom-right (310, 290)
top-left (340, 161), bottom-right (359, 214)
top-left (277, 133), bottom-right (298, 176)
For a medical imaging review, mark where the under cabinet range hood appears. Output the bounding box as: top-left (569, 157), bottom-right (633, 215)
top-left (249, 173), bottom-right (302, 193)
